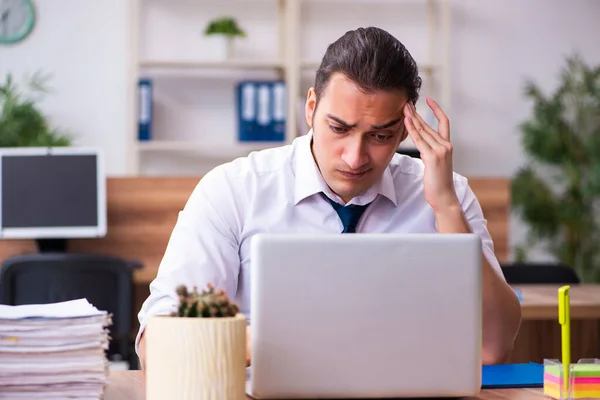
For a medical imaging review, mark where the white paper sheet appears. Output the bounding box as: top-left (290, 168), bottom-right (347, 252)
top-left (0, 299), bottom-right (106, 319)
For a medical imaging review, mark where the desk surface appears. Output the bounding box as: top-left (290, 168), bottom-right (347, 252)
top-left (515, 284), bottom-right (600, 319)
top-left (105, 371), bottom-right (548, 399)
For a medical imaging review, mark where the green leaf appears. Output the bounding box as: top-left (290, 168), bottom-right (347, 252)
top-left (513, 246), bottom-right (528, 262)
top-left (511, 165), bottom-right (560, 240)
top-left (204, 17), bottom-right (246, 38)
top-left (0, 72), bottom-right (73, 147)
top-left (583, 160), bottom-right (600, 200)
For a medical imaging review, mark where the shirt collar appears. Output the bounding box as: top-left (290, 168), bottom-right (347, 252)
top-left (293, 130), bottom-right (398, 207)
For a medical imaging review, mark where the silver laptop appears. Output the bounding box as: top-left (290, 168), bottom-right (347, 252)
top-left (247, 233), bottom-right (483, 399)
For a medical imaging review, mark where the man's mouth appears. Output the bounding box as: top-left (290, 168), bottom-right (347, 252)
top-left (338, 169), bottom-right (368, 179)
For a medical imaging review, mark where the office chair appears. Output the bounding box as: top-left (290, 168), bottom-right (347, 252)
top-left (500, 261), bottom-right (581, 284)
top-left (396, 148), bottom-right (421, 158)
top-left (0, 253), bottom-right (142, 370)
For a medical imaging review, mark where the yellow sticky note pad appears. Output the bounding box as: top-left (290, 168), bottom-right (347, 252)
top-left (543, 384), bottom-right (561, 399)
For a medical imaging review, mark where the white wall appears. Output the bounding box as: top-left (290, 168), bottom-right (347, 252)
top-left (450, 0), bottom-right (600, 178)
top-left (2, 0), bottom-right (600, 258)
top-left (0, 0), bottom-right (133, 176)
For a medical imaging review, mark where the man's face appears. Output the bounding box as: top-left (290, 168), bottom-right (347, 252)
top-left (305, 73), bottom-right (409, 203)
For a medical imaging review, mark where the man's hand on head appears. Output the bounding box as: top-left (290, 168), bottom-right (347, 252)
top-left (403, 97), bottom-right (459, 216)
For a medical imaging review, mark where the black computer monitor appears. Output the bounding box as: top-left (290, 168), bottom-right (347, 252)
top-left (0, 147), bottom-right (106, 252)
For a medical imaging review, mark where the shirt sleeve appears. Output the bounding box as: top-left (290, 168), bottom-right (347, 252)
top-left (459, 178), bottom-right (506, 280)
top-left (135, 166), bottom-right (244, 355)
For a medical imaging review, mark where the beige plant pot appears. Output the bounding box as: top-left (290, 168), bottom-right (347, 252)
top-left (204, 35), bottom-right (234, 60)
top-left (145, 313), bottom-right (247, 400)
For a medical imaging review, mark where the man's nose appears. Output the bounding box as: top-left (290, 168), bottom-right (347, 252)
top-left (341, 138), bottom-right (369, 170)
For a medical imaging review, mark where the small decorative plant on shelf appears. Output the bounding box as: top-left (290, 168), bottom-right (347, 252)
top-left (145, 283), bottom-right (247, 400)
top-left (203, 16), bottom-right (246, 60)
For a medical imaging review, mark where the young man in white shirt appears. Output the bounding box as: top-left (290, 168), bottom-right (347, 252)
top-left (136, 27), bottom-right (522, 368)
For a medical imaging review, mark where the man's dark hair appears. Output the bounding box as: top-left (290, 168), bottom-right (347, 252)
top-left (314, 27), bottom-right (422, 108)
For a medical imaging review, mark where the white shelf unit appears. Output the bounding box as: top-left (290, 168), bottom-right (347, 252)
top-left (126, 0), bottom-right (450, 176)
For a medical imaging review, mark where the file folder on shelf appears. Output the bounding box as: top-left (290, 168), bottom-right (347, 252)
top-left (236, 80), bottom-right (286, 142)
top-left (138, 78), bottom-right (153, 141)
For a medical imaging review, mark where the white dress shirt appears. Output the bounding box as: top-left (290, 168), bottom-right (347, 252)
top-left (136, 131), bottom-right (504, 352)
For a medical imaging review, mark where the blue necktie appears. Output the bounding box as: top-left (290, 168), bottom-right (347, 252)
top-left (322, 193), bottom-right (370, 233)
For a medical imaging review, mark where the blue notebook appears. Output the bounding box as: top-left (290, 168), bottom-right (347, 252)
top-left (482, 363), bottom-right (544, 388)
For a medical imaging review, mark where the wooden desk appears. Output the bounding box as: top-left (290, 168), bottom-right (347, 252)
top-left (510, 284), bottom-right (600, 363)
top-left (104, 370), bottom-right (548, 399)
top-left (517, 284), bottom-right (600, 320)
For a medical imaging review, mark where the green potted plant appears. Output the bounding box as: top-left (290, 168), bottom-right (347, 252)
top-left (145, 283), bottom-right (247, 400)
top-left (203, 16), bottom-right (246, 60)
top-left (511, 54), bottom-right (600, 282)
top-left (0, 71), bottom-right (73, 147)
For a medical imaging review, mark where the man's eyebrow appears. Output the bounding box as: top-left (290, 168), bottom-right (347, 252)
top-left (371, 118), bottom-right (402, 130)
top-left (326, 114), bottom-right (357, 128)
top-left (327, 114), bottom-right (401, 130)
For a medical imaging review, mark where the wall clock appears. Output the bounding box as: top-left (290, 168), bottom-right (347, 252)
top-left (0, 0), bottom-right (36, 44)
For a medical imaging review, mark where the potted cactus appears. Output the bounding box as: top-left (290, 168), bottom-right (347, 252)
top-left (145, 283), bottom-right (247, 400)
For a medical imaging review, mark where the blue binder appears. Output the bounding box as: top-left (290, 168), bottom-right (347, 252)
top-left (138, 78), bottom-right (153, 141)
top-left (236, 80), bottom-right (286, 142)
top-left (255, 82), bottom-right (272, 141)
top-left (481, 363), bottom-right (544, 388)
top-left (270, 81), bottom-right (286, 142)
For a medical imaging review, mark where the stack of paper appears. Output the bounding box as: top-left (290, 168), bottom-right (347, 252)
top-left (544, 362), bottom-right (600, 399)
top-left (0, 299), bottom-right (112, 399)
top-left (569, 363), bottom-right (600, 399)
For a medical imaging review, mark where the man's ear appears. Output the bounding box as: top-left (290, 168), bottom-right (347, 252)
top-left (305, 88), bottom-right (317, 128)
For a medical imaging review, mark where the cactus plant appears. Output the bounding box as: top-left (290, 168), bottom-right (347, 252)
top-left (172, 283), bottom-right (240, 318)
